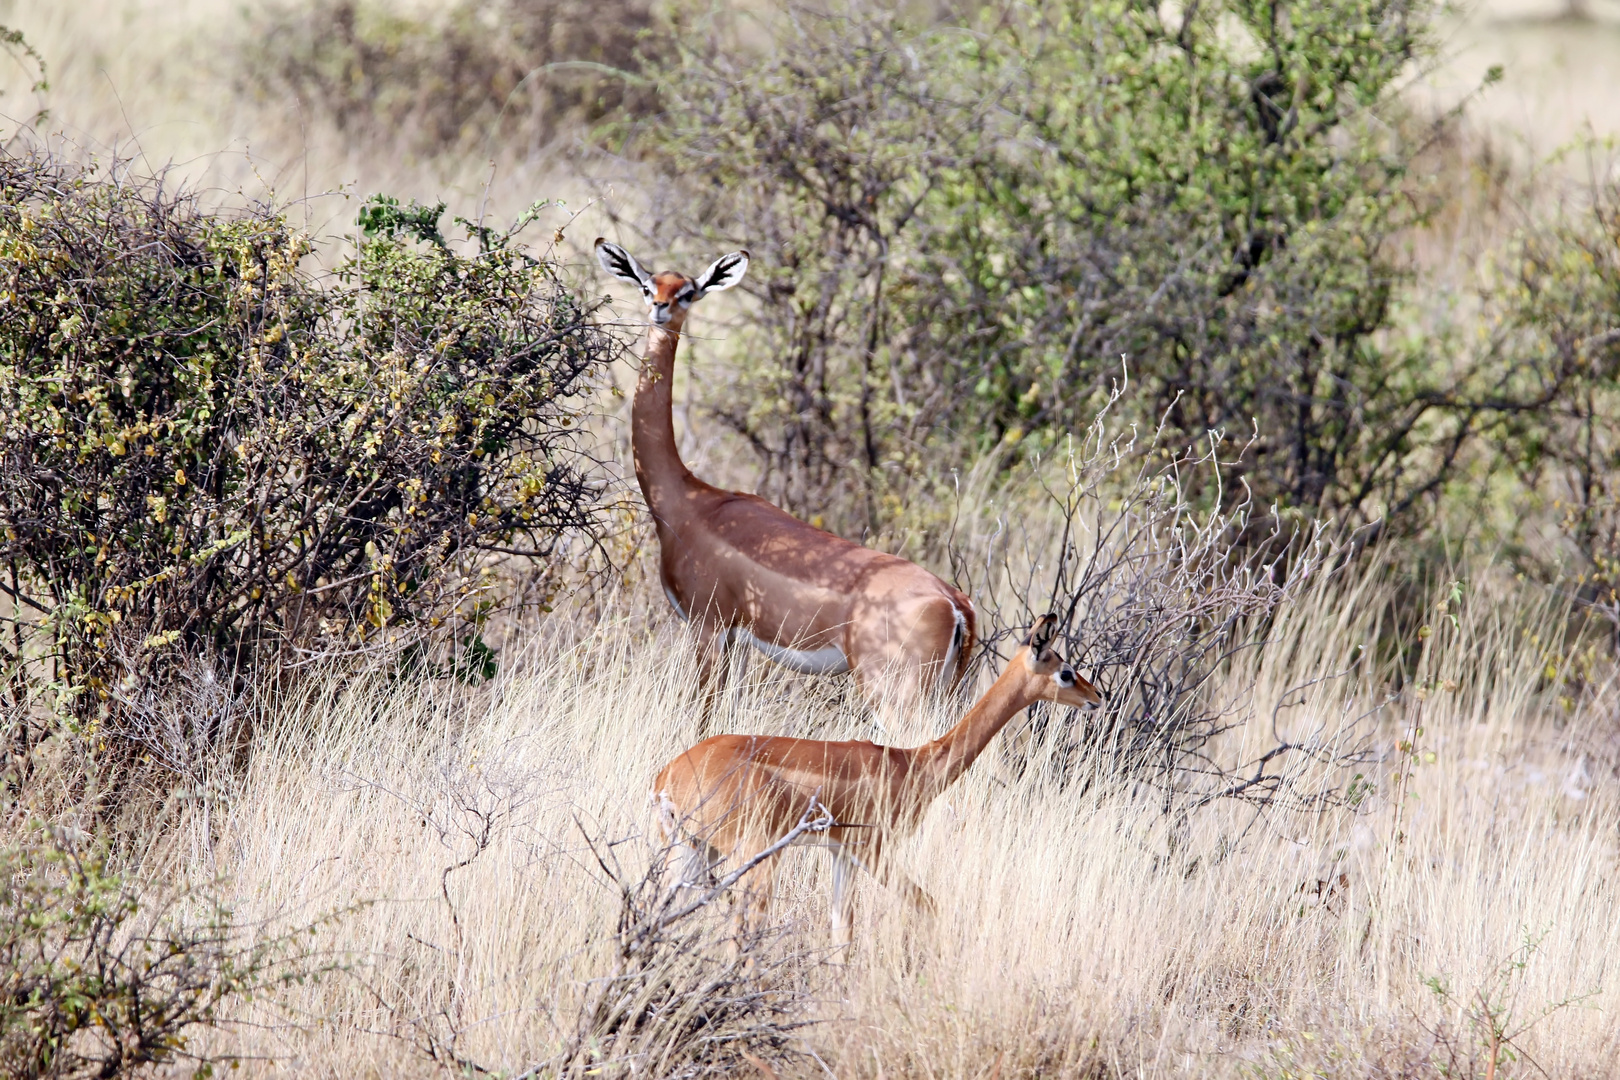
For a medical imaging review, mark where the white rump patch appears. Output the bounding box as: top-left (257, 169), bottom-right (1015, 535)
top-left (651, 789), bottom-right (679, 838)
top-left (937, 603), bottom-right (968, 688)
top-left (732, 627), bottom-right (850, 675)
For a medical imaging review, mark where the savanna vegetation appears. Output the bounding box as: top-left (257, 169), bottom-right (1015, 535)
top-left (0, 0), bottom-right (1617, 1076)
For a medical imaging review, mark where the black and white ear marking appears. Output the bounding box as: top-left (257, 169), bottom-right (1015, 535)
top-left (693, 250), bottom-right (750, 297)
top-left (594, 238), bottom-right (654, 294)
top-left (1025, 613), bottom-right (1059, 653)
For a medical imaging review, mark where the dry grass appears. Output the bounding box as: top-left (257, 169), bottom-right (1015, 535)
top-left (128, 557), bottom-right (1618, 1079)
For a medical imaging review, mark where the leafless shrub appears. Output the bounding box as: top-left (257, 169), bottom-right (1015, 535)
top-left (964, 377), bottom-right (1376, 821)
top-left (543, 808), bottom-right (833, 1079)
top-left (88, 649), bottom-right (253, 839)
top-left (383, 803), bottom-right (836, 1079)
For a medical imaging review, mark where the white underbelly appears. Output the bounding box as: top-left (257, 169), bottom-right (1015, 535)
top-left (731, 627), bottom-right (850, 675)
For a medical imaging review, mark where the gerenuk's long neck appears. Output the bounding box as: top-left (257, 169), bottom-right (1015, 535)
top-left (908, 659), bottom-right (1034, 805)
top-left (630, 320), bottom-right (693, 512)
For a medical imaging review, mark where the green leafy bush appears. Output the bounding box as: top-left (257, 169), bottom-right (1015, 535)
top-left (1480, 160), bottom-right (1620, 629)
top-left (0, 824), bottom-right (329, 1079)
top-left (620, 0), bottom-right (1458, 531)
top-left (0, 148), bottom-right (616, 724)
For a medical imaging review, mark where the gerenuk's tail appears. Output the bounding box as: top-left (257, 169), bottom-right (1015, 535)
top-left (939, 596), bottom-right (976, 691)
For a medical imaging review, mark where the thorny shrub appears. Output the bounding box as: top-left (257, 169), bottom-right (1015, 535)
top-left (962, 379), bottom-right (1370, 821)
top-left (543, 814), bottom-right (829, 1079)
top-left (1418, 930), bottom-right (1600, 1080)
top-left (0, 823), bottom-right (335, 1079)
top-left (0, 147), bottom-right (618, 737)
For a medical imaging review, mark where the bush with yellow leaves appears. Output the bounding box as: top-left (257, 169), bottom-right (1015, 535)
top-left (0, 146), bottom-right (618, 738)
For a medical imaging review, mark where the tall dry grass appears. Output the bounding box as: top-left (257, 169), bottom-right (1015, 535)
top-left (139, 558), bottom-right (1619, 1078)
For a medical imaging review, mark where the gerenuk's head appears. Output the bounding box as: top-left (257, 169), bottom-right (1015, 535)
top-left (1017, 613), bottom-right (1104, 710)
top-left (594, 239), bottom-right (749, 329)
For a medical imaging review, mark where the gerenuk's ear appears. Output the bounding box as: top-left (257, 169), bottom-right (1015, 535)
top-left (595, 238), bottom-right (654, 293)
top-left (1024, 613), bottom-right (1059, 653)
top-left (693, 250), bottom-right (749, 298)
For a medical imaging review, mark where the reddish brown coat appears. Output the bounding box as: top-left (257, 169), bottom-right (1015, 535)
top-left (652, 617), bottom-right (1102, 937)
